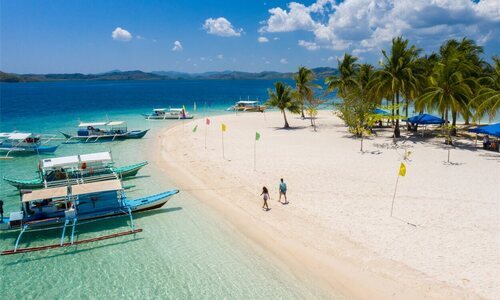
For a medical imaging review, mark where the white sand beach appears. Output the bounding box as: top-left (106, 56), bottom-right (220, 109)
top-left (150, 111), bottom-right (499, 299)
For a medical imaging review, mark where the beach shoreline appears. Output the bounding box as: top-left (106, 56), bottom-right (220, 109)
top-left (149, 111), bottom-right (498, 299)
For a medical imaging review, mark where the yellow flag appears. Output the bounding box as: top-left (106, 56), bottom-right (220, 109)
top-left (221, 123), bottom-right (227, 132)
top-left (399, 162), bottom-right (406, 177)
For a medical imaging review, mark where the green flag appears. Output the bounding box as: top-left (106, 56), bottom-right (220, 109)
top-left (255, 132), bottom-right (261, 141)
top-left (192, 125), bottom-right (198, 133)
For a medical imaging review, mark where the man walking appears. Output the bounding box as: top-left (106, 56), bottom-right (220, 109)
top-left (278, 178), bottom-right (288, 204)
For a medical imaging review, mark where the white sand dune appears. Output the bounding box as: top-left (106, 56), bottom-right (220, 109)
top-left (149, 111), bottom-right (499, 299)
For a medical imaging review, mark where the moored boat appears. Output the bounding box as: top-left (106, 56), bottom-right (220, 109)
top-left (0, 179), bottom-right (179, 255)
top-left (60, 121), bottom-right (149, 143)
top-left (2, 151), bottom-right (148, 189)
top-left (0, 132), bottom-right (59, 159)
top-left (227, 100), bottom-right (266, 112)
top-left (142, 108), bottom-right (194, 119)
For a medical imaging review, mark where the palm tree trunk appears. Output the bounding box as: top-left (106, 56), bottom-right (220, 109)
top-left (394, 91), bottom-right (401, 138)
top-left (282, 109), bottom-right (290, 128)
top-left (391, 95), bottom-right (395, 126)
top-left (451, 110), bottom-right (457, 136)
top-left (405, 98), bottom-right (411, 130)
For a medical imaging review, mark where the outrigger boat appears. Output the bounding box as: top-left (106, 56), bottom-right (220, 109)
top-left (143, 108), bottom-right (194, 120)
top-left (60, 121), bottom-right (149, 143)
top-left (0, 132), bottom-right (59, 159)
top-left (227, 100), bottom-right (266, 112)
top-left (3, 151), bottom-right (148, 189)
top-left (0, 179), bottom-right (179, 255)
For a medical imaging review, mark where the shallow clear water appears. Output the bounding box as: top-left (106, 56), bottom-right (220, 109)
top-left (0, 81), bottom-right (331, 299)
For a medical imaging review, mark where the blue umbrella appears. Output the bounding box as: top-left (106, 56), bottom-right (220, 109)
top-left (468, 123), bottom-right (500, 138)
top-left (406, 114), bottom-right (445, 125)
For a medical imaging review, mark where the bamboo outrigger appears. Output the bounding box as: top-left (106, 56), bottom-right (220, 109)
top-left (0, 179), bottom-right (179, 255)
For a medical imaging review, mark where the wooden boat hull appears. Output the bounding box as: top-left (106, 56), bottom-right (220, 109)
top-left (60, 129), bottom-right (149, 143)
top-left (0, 145), bottom-right (58, 155)
top-left (3, 161), bottom-right (149, 189)
top-left (1, 189), bottom-right (179, 231)
top-left (142, 114), bottom-right (194, 120)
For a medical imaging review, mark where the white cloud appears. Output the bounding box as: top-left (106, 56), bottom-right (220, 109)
top-left (258, 36), bottom-right (269, 43)
top-left (112, 27), bottom-right (132, 42)
top-left (280, 58), bottom-right (288, 64)
top-left (136, 35), bottom-right (144, 40)
top-left (327, 56), bottom-right (336, 62)
top-left (260, 0), bottom-right (500, 59)
top-left (298, 40), bottom-right (319, 50)
top-left (203, 17), bottom-right (243, 37)
top-left (172, 40), bottom-right (183, 51)
top-left (273, 37), bottom-right (280, 40)
top-left (217, 54), bottom-right (224, 59)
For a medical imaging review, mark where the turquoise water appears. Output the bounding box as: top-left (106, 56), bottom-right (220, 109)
top-left (0, 81), bottom-right (331, 299)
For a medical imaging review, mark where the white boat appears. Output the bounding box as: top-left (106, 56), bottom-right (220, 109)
top-left (142, 108), bottom-right (194, 120)
top-left (60, 121), bottom-right (149, 143)
top-left (0, 132), bottom-right (59, 159)
top-left (227, 100), bottom-right (266, 112)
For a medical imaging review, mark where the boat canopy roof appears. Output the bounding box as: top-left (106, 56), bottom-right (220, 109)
top-left (236, 101), bottom-right (259, 104)
top-left (79, 122), bottom-right (107, 127)
top-left (41, 156), bottom-right (80, 168)
top-left (40, 152), bottom-right (112, 169)
top-left (153, 108), bottom-right (166, 111)
top-left (107, 121), bottom-right (125, 126)
top-left (0, 132), bottom-right (33, 140)
top-left (22, 186), bottom-right (68, 203)
top-left (79, 152), bottom-right (112, 163)
top-left (71, 179), bottom-right (123, 196)
top-left (78, 121), bottom-right (127, 127)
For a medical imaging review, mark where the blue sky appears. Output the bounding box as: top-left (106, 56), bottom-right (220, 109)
top-left (1, 0), bottom-right (499, 74)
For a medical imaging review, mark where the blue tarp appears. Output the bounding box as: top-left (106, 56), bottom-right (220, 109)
top-left (468, 123), bottom-right (500, 137)
top-left (406, 114), bottom-right (445, 125)
top-left (374, 108), bottom-right (390, 116)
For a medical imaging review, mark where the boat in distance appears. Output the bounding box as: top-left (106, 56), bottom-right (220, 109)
top-left (0, 132), bottom-right (59, 159)
top-left (227, 100), bottom-right (267, 112)
top-left (143, 108), bottom-right (194, 120)
top-left (3, 151), bottom-right (148, 189)
top-left (0, 179), bottom-right (179, 255)
top-left (60, 121), bottom-right (149, 143)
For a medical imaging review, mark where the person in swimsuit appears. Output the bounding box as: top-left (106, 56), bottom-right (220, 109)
top-left (261, 186), bottom-right (270, 211)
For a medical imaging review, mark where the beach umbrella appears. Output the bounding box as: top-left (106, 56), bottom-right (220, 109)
top-left (468, 123), bottom-right (500, 138)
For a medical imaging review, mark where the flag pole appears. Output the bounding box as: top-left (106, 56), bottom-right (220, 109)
top-left (254, 138), bottom-right (257, 171)
top-left (222, 130), bottom-right (225, 159)
top-left (390, 173), bottom-right (400, 217)
top-left (204, 119), bottom-right (208, 149)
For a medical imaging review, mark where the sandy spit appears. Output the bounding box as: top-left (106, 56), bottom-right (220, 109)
top-left (148, 111), bottom-right (499, 299)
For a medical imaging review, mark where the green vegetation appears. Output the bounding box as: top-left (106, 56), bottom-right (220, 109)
top-left (266, 82), bottom-right (301, 129)
top-left (323, 36), bottom-right (499, 142)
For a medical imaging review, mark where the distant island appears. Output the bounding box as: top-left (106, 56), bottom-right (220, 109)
top-left (0, 68), bottom-right (338, 83)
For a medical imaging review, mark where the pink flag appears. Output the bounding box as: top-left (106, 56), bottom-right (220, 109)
top-left (206, 118), bottom-right (211, 125)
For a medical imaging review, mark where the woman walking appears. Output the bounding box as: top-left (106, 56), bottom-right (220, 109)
top-left (261, 186), bottom-right (270, 211)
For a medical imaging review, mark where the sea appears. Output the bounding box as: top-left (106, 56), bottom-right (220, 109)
top-left (0, 80), bottom-right (332, 299)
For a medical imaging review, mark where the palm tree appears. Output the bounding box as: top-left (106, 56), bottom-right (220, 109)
top-left (294, 66), bottom-right (318, 119)
top-left (415, 46), bottom-right (475, 141)
top-left (472, 56), bottom-right (500, 122)
top-left (266, 82), bottom-right (301, 128)
top-left (325, 53), bottom-right (359, 98)
top-left (372, 36), bottom-right (422, 138)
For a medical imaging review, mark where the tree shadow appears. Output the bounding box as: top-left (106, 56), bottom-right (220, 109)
top-left (273, 126), bottom-right (308, 131)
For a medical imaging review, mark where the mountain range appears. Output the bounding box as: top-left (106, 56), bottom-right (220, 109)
top-left (0, 68), bottom-right (338, 83)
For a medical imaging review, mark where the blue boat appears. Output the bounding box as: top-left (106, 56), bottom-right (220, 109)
top-left (60, 121), bottom-right (149, 143)
top-left (0, 132), bottom-right (59, 159)
top-left (0, 179), bottom-right (179, 255)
